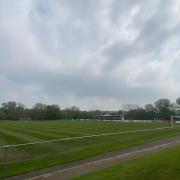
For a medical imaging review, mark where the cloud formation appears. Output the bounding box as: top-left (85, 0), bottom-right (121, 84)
top-left (1, 0), bottom-right (180, 110)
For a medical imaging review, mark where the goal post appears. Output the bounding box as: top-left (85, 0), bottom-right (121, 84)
top-left (170, 116), bottom-right (180, 128)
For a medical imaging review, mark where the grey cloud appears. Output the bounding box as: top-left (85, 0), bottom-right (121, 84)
top-left (110, 0), bottom-right (143, 21)
top-left (102, 0), bottom-right (180, 69)
top-left (29, 0), bottom-right (102, 56)
top-left (3, 66), bottom-right (160, 104)
top-left (0, 0), bottom-right (180, 109)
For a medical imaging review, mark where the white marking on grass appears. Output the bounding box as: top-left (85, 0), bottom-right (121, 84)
top-left (0, 126), bottom-right (180, 149)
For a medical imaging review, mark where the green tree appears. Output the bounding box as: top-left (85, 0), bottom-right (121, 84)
top-left (64, 106), bottom-right (80, 119)
top-left (175, 97), bottom-right (180, 115)
top-left (1, 101), bottom-right (25, 120)
top-left (154, 98), bottom-right (172, 119)
top-left (45, 105), bottom-right (60, 120)
top-left (31, 103), bottom-right (46, 120)
top-left (145, 104), bottom-right (156, 120)
top-left (176, 97), bottom-right (180, 106)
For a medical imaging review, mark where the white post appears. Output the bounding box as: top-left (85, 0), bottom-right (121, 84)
top-left (122, 111), bottom-right (125, 121)
top-left (171, 116), bottom-right (174, 128)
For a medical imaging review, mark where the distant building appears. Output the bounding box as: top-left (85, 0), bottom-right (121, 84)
top-left (96, 114), bottom-right (122, 120)
top-left (19, 117), bottom-right (32, 121)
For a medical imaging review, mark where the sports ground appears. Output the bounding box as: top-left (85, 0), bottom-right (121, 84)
top-left (0, 120), bottom-right (180, 178)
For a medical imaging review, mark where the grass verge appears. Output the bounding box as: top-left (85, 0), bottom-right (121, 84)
top-left (74, 145), bottom-right (180, 180)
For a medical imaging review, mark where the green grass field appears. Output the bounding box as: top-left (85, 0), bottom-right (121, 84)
top-left (0, 120), bottom-right (180, 178)
top-left (75, 145), bottom-right (180, 180)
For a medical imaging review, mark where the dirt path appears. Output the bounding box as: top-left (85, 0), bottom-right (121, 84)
top-left (9, 136), bottom-right (180, 180)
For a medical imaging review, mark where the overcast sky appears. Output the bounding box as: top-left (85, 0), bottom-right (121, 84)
top-left (1, 0), bottom-right (180, 110)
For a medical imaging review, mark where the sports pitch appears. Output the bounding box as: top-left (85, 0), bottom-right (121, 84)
top-left (0, 120), bottom-right (180, 177)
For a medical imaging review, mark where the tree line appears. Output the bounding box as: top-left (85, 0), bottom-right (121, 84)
top-left (0, 97), bottom-right (180, 120)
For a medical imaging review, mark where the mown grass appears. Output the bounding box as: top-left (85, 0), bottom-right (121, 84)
top-left (75, 145), bottom-right (180, 180)
top-left (0, 120), bottom-right (179, 178)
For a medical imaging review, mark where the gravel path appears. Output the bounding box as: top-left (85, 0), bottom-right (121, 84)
top-left (9, 136), bottom-right (180, 180)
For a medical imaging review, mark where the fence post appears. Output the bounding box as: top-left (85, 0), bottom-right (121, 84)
top-left (3, 147), bottom-right (8, 180)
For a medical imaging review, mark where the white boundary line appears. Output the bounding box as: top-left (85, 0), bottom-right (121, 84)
top-left (0, 126), bottom-right (180, 149)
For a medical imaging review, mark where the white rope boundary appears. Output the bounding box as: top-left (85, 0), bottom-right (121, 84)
top-left (0, 125), bottom-right (180, 149)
